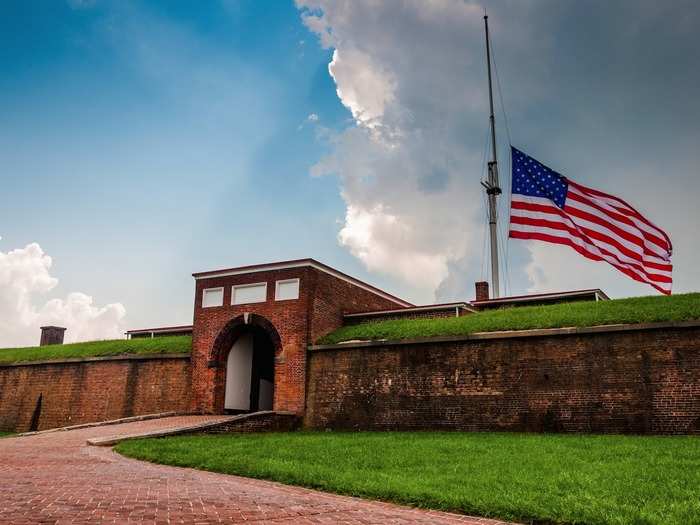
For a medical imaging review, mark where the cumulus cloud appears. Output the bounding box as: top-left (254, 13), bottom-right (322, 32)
top-left (0, 239), bottom-right (126, 347)
top-left (328, 48), bottom-right (396, 129)
top-left (298, 0), bottom-right (700, 301)
top-left (298, 0), bottom-right (489, 300)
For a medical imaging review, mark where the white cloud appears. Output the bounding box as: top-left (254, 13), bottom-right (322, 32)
top-left (298, 0), bottom-right (487, 302)
top-left (328, 48), bottom-right (396, 129)
top-left (339, 204), bottom-right (449, 290)
top-left (0, 239), bottom-right (126, 347)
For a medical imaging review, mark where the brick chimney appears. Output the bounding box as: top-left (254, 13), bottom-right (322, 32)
top-left (40, 326), bottom-right (66, 346)
top-left (475, 281), bottom-right (489, 302)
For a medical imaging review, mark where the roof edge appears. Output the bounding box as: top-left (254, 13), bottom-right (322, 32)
top-left (471, 288), bottom-right (609, 305)
top-left (345, 302), bottom-right (475, 318)
top-left (192, 258), bottom-right (413, 308)
top-left (126, 325), bottom-right (193, 334)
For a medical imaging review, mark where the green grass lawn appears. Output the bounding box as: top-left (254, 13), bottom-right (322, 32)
top-left (0, 431), bottom-right (15, 438)
top-left (0, 335), bottom-right (191, 364)
top-left (116, 431), bottom-right (700, 525)
top-left (320, 293), bottom-right (700, 344)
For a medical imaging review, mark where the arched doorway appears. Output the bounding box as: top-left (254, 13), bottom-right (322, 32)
top-left (209, 314), bottom-right (281, 414)
top-left (224, 326), bottom-right (275, 412)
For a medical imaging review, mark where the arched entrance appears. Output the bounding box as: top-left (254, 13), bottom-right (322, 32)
top-left (224, 327), bottom-right (275, 412)
top-left (209, 314), bottom-right (281, 414)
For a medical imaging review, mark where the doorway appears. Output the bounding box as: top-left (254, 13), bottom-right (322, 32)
top-left (224, 326), bottom-right (275, 413)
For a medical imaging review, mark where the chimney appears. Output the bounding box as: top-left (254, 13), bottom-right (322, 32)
top-left (40, 326), bottom-right (66, 346)
top-left (475, 281), bottom-right (489, 302)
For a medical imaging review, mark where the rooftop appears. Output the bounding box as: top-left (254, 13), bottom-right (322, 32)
top-left (471, 288), bottom-right (609, 307)
top-left (126, 325), bottom-right (193, 336)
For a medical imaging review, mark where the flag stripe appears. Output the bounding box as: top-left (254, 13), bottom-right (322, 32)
top-left (509, 229), bottom-right (671, 295)
top-left (510, 213), bottom-right (672, 283)
top-left (512, 197), bottom-right (672, 271)
top-left (563, 195), bottom-right (669, 260)
top-left (568, 180), bottom-right (673, 250)
top-left (509, 222), bottom-right (671, 292)
top-left (567, 186), bottom-right (671, 257)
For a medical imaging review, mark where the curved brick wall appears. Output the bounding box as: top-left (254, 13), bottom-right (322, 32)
top-left (305, 322), bottom-right (700, 434)
top-left (0, 354), bottom-right (191, 433)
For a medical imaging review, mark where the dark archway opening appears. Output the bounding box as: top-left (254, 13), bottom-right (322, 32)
top-left (224, 326), bottom-right (275, 413)
top-left (210, 314), bottom-right (281, 414)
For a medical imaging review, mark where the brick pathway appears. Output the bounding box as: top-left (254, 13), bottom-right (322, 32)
top-left (0, 416), bottom-right (513, 524)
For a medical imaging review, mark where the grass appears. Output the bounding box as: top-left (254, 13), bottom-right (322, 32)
top-left (320, 293), bottom-right (700, 344)
top-left (0, 432), bottom-right (15, 438)
top-left (116, 431), bottom-right (700, 525)
top-left (0, 335), bottom-right (191, 364)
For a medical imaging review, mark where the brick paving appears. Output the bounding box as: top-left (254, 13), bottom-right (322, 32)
top-left (0, 416), bottom-right (514, 524)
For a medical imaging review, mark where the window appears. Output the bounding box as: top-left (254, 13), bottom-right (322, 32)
top-left (232, 282), bottom-right (267, 305)
top-left (202, 287), bottom-right (224, 308)
top-left (275, 278), bottom-right (300, 301)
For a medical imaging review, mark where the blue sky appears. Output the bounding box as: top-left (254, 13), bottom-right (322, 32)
top-left (1, 1), bottom-right (368, 336)
top-left (1, 1), bottom-right (698, 345)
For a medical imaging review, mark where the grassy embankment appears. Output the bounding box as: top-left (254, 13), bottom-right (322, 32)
top-left (117, 431), bottom-right (700, 525)
top-left (0, 335), bottom-right (191, 364)
top-left (320, 292), bottom-right (700, 344)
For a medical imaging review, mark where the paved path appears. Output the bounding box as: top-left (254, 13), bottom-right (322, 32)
top-left (1, 416), bottom-right (512, 524)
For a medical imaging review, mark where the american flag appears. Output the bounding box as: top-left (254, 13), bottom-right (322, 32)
top-left (508, 146), bottom-right (673, 294)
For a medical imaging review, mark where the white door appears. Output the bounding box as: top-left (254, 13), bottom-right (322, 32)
top-left (224, 333), bottom-right (253, 411)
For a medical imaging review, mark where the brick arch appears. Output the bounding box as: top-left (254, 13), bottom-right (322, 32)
top-left (209, 313), bottom-right (282, 413)
top-left (209, 313), bottom-right (282, 367)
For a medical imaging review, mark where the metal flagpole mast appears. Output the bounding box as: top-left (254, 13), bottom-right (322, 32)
top-left (482, 14), bottom-right (501, 298)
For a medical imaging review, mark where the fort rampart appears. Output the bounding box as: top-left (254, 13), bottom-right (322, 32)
top-left (0, 354), bottom-right (190, 432)
top-left (305, 321), bottom-right (700, 434)
top-left (2, 321), bottom-right (699, 434)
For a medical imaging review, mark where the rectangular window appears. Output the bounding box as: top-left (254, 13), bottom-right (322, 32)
top-left (202, 287), bottom-right (224, 308)
top-left (275, 278), bottom-right (300, 301)
top-left (232, 282), bottom-right (267, 305)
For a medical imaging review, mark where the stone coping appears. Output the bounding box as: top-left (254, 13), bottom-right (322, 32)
top-left (87, 411), bottom-right (297, 446)
top-left (0, 352), bottom-right (190, 368)
top-left (309, 319), bottom-right (700, 351)
top-left (16, 411), bottom-right (187, 437)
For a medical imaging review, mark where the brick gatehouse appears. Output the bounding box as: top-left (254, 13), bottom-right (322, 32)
top-left (189, 259), bottom-right (412, 415)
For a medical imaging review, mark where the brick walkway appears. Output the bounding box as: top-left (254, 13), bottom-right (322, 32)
top-left (0, 416), bottom-right (513, 524)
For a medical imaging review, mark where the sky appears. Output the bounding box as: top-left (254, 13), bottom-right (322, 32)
top-left (1, 0), bottom-right (698, 346)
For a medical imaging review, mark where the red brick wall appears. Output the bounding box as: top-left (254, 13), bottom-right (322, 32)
top-left (0, 356), bottom-right (191, 433)
top-left (190, 266), bottom-right (406, 415)
top-left (305, 324), bottom-right (700, 434)
top-left (309, 270), bottom-right (405, 342)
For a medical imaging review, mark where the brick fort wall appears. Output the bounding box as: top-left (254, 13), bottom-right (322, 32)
top-left (305, 322), bottom-right (700, 434)
top-left (0, 355), bottom-right (191, 433)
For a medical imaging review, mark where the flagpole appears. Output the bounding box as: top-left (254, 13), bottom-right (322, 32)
top-left (483, 14), bottom-right (502, 298)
